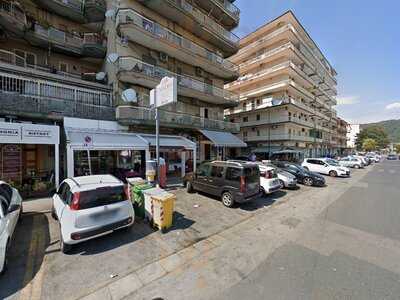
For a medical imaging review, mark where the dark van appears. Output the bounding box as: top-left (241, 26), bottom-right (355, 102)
top-left (185, 161), bottom-right (261, 207)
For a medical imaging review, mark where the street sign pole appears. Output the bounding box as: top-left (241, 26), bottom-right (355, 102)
top-left (155, 106), bottom-right (160, 186)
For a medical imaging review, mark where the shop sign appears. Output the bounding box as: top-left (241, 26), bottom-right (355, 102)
top-left (23, 129), bottom-right (52, 138)
top-left (0, 127), bottom-right (20, 137)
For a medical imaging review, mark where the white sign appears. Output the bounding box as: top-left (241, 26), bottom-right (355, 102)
top-left (24, 129), bottom-right (52, 138)
top-left (0, 128), bottom-right (19, 137)
top-left (0, 121), bottom-right (59, 145)
top-left (155, 77), bottom-right (177, 108)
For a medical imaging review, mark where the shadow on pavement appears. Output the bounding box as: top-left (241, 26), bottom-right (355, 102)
top-left (0, 212), bottom-right (50, 299)
top-left (239, 190), bottom-right (286, 211)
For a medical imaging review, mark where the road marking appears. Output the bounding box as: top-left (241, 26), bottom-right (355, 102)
top-left (18, 214), bottom-right (47, 300)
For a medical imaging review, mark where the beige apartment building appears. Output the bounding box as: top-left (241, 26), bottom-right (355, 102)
top-left (0, 0), bottom-right (242, 191)
top-left (225, 11), bottom-right (338, 158)
top-left (110, 0), bottom-right (243, 161)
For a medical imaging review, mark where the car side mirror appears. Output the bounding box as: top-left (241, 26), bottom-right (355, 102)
top-left (8, 204), bottom-right (21, 213)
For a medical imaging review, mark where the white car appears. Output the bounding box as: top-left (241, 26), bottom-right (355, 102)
top-left (52, 175), bottom-right (134, 253)
top-left (351, 155), bottom-right (369, 166)
top-left (302, 158), bottom-right (350, 177)
top-left (0, 181), bottom-right (23, 275)
top-left (258, 164), bottom-right (282, 194)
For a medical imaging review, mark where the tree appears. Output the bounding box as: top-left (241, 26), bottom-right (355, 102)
top-left (395, 144), bottom-right (400, 154)
top-left (362, 138), bottom-right (377, 151)
top-left (355, 126), bottom-right (390, 150)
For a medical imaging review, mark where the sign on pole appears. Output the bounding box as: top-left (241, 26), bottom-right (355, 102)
top-left (155, 77), bottom-right (177, 108)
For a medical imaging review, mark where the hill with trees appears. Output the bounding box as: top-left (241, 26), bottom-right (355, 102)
top-left (361, 119), bottom-right (400, 143)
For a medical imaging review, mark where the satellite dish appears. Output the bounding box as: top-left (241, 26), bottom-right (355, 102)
top-left (95, 72), bottom-right (106, 81)
top-left (107, 53), bottom-right (119, 64)
top-left (122, 89), bottom-right (137, 103)
top-left (105, 9), bottom-right (115, 18)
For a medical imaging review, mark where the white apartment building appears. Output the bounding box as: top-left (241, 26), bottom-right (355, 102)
top-left (225, 11), bottom-right (338, 158)
top-left (347, 124), bottom-right (360, 149)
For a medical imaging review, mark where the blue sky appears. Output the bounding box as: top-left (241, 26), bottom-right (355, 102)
top-left (232, 0), bottom-right (400, 124)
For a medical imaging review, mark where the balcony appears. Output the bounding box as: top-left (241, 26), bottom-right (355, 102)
top-left (25, 24), bottom-right (106, 58)
top-left (193, 0), bottom-right (240, 29)
top-left (0, 1), bottom-right (27, 38)
top-left (117, 106), bottom-right (239, 133)
top-left (117, 57), bottom-right (239, 108)
top-left (32, 0), bottom-right (105, 23)
top-left (116, 9), bottom-right (237, 80)
top-left (244, 133), bottom-right (317, 143)
top-left (241, 115), bottom-right (318, 129)
top-left (0, 71), bottom-right (114, 120)
top-left (137, 0), bottom-right (239, 56)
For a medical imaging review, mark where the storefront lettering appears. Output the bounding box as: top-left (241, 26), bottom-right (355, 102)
top-left (24, 129), bottom-right (52, 138)
top-left (0, 128), bottom-right (19, 136)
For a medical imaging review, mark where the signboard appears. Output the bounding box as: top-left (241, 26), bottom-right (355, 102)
top-left (0, 121), bottom-right (59, 145)
top-left (155, 77), bottom-right (177, 108)
top-left (24, 129), bottom-right (52, 138)
top-left (0, 127), bottom-right (19, 137)
top-left (2, 144), bottom-right (22, 183)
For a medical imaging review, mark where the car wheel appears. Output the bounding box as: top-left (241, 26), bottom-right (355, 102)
top-left (260, 186), bottom-right (266, 195)
top-left (59, 227), bottom-right (72, 254)
top-left (303, 177), bottom-right (314, 186)
top-left (186, 181), bottom-right (194, 193)
top-left (51, 206), bottom-right (58, 221)
top-left (329, 170), bottom-right (338, 177)
top-left (221, 192), bottom-right (234, 208)
top-left (354, 164), bottom-right (360, 169)
top-left (0, 241), bottom-right (8, 276)
top-left (279, 180), bottom-right (285, 189)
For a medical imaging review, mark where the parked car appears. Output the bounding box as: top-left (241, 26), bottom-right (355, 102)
top-left (0, 181), bottom-right (23, 275)
top-left (338, 157), bottom-right (364, 169)
top-left (52, 175), bottom-right (134, 253)
top-left (387, 154), bottom-right (398, 160)
top-left (185, 161), bottom-right (261, 207)
top-left (365, 154), bottom-right (380, 163)
top-left (272, 161), bottom-right (326, 186)
top-left (352, 155), bottom-right (370, 166)
top-left (260, 162), bottom-right (297, 189)
top-left (302, 158), bottom-right (350, 177)
top-left (257, 164), bottom-right (282, 194)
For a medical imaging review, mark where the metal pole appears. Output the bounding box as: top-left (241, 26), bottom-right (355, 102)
top-left (87, 149), bottom-right (92, 175)
top-left (155, 107), bottom-right (160, 186)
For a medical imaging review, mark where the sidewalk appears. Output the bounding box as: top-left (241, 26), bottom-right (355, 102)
top-left (79, 168), bottom-right (372, 300)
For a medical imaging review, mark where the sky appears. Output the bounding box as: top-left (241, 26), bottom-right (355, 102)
top-left (232, 0), bottom-right (400, 124)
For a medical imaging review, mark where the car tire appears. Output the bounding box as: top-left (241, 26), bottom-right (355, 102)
top-left (279, 180), bottom-right (285, 189)
top-left (0, 241), bottom-right (8, 276)
top-left (354, 164), bottom-right (360, 169)
top-left (260, 186), bottom-right (266, 195)
top-left (51, 207), bottom-right (58, 221)
top-left (303, 177), bottom-right (314, 186)
top-left (221, 192), bottom-right (234, 208)
top-left (59, 227), bottom-right (72, 254)
top-left (329, 170), bottom-right (338, 177)
top-left (186, 181), bottom-right (194, 193)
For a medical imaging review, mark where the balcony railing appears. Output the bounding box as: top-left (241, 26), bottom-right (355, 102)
top-left (163, 0), bottom-right (239, 45)
top-left (52, 0), bottom-right (83, 12)
top-left (117, 57), bottom-right (239, 103)
top-left (117, 106), bottom-right (239, 132)
top-left (0, 1), bottom-right (25, 20)
top-left (116, 9), bottom-right (237, 73)
top-left (0, 71), bottom-right (113, 120)
top-left (204, 0), bottom-right (240, 21)
top-left (244, 134), bottom-right (317, 143)
top-left (0, 49), bottom-right (97, 82)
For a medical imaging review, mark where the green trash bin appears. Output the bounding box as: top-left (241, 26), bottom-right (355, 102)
top-left (132, 183), bottom-right (153, 218)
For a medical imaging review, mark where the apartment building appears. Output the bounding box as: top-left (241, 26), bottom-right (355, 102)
top-left (333, 117), bottom-right (349, 155)
top-left (225, 11), bottom-right (338, 158)
top-left (347, 124), bottom-right (360, 149)
top-left (0, 0), bottom-right (242, 193)
top-left (0, 0), bottom-right (111, 195)
top-left (110, 0), bottom-right (243, 162)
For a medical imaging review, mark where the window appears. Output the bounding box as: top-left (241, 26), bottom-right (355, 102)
top-left (243, 131), bottom-right (248, 137)
top-left (257, 99), bottom-right (261, 106)
top-left (211, 166), bottom-right (224, 178)
top-left (257, 114), bottom-right (261, 121)
top-left (243, 116), bottom-right (248, 122)
top-left (257, 130), bottom-right (260, 136)
top-left (60, 62), bottom-right (68, 73)
top-left (225, 167), bottom-right (241, 181)
top-left (26, 52), bottom-right (36, 66)
top-left (14, 49), bottom-right (36, 67)
top-left (197, 163), bottom-right (210, 176)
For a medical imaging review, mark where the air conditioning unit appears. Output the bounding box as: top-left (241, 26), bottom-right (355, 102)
top-left (159, 52), bottom-right (168, 62)
top-left (195, 67), bottom-right (204, 77)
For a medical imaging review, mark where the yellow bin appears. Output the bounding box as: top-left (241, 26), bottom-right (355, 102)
top-left (143, 188), bottom-right (176, 232)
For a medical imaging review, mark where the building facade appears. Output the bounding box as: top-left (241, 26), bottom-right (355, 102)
top-left (347, 124), bottom-right (360, 149)
top-left (334, 117), bottom-right (349, 155)
top-left (225, 11), bottom-right (338, 158)
top-left (0, 0), bottom-right (242, 194)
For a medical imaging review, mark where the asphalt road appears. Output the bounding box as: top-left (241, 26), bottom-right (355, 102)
top-left (213, 159), bottom-right (400, 300)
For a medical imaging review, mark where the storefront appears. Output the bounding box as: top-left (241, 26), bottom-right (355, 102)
top-left (199, 130), bottom-right (247, 161)
top-left (64, 118), bottom-right (196, 182)
top-left (0, 121), bottom-right (60, 197)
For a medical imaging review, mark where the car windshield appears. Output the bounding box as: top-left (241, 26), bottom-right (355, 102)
top-left (326, 159), bottom-right (340, 166)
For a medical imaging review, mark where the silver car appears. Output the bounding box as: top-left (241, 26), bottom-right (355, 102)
top-left (339, 157), bottom-right (364, 169)
top-left (277, 169), bottom-right (298, 189)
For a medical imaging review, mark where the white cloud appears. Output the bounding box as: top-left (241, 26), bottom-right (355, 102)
top-left (336, 96), bottom-right (360, 105)
top-left (385, 102), bottom-right (400, 110)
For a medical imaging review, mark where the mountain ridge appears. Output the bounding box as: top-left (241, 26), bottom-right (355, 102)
top-left (361, 119), bottom-right (400, 143)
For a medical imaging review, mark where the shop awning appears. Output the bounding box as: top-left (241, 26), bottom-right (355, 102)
top-left (199, 130), bottom-right (247, 148)
top-left (65, 128), bottom-right (149, 150)
top-left (139, 134), bottom-right (196, 150)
